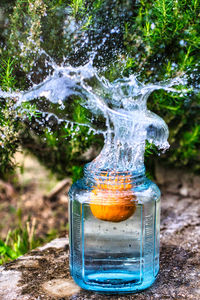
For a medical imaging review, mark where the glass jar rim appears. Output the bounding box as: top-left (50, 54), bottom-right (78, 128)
top-left (84, 163), bottom-right (146, 183)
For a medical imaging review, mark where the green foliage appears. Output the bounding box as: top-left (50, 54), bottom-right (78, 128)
top-left (0, 55), bottom-right (45, 179)
top-left (71, 165), bottom-right (83, 183)
top-left (0, 58), bottom-right (20, 179)
top-left (70, 0), bottom-right (85, 17)
top-left (121, 0), bottom-right (200, 172)
top-left (20, 120), bottom-right (102, 179)
top-left (18, 96), bottom-right (103, 178)
top-left (0, 201), bottom-right (67, 265)
top-left (20, 102), bottom-right (42, 121)
top-left (0, 58), bottom-right (16, 90)
top-left (0, 219), bottom-right (40, 265)
top-left (8, 0), bottom-right (47, 72)
top-left (145, 142), bottom-right (158, 157)
top-left (123, 0), bottom-right (200, 77)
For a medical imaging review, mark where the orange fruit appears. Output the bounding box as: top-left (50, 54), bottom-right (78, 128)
top-left (90, 173), bottom-right (136, 222)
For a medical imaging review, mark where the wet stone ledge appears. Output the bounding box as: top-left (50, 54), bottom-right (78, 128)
top-left (0, 191), bottom-right (200, 300)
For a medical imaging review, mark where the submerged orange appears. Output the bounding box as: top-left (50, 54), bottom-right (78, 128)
top-left (90, 174), bottom-right (136, 222)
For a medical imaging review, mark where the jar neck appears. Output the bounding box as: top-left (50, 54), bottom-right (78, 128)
top-left (84, 164), bottom-right (146, 185)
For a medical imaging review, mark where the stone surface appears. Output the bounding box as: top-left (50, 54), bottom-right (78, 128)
top-left (0, 190), bottom-right (200, 299)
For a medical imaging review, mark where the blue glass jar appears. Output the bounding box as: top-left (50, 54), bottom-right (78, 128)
top-left (69, 164), bottom-right (160, 294)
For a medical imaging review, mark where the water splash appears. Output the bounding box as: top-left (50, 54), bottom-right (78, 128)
top-left (0, 54), bottom-right (187, 172)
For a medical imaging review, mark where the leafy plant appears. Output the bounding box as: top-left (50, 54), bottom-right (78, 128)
top-left (0, 219), bottom-right (40, 265)
top-left (20, 102), bottom-right (42, 121)
top-left (0, 58), bottom-right (20, 179)
top-left (121, 0), bottom-right (200, 172)
top-left (71, 165), bottom-right (83, 183)
top-left (8, 0), bottom-right (47, 73)
top-left (70, 0), bottom-right (85, 17)
top-left (0, 58), bottom-right (16, 90)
